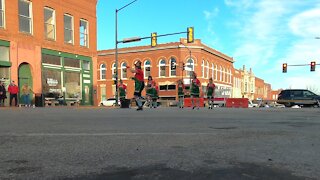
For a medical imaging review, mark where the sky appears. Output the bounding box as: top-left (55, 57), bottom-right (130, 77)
top-left (97, 0), bottom-right (320, 92)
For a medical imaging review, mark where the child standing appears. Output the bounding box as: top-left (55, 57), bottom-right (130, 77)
top-left (177, 79), bottom-right (185, 108)
top-left (190, 72), bottom-right (201, 110)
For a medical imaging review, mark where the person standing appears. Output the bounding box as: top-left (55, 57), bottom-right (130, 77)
top-left (21, 83), bottom-right (33, 107)
top-left (150, 81), bottom-right (159, 108)
top-left (177, 79), bottom-right (185, 108)
top-left (8, 81), bottom-right (19, 107)
top-left (0, 81), bottom-right (6, 107)
top-left (190, 72), bottom-right (201, 110)
top-left (207, 78), bottom-right (216, 109)
top-left (145, 76), bottom-right (153, 108)
top-left (127, 61), bottom-right (145, 111)
top-left (118, 79), bottom-right (127, 105)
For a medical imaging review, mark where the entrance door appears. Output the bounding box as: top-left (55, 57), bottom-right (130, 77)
top-left (18, 63), bottom-right (33, 104)
top-left (82, 84), bottom-right (91, 105)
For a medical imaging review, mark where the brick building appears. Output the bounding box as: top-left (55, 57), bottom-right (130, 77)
top-left (97, 39), bottom-right (234, 103)
top-left (0, 0), bottom-right (97, 106)
top-left (254, 77), bottom-right (272, 100)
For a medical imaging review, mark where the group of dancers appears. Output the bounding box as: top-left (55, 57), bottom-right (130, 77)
top-left (119, 60), bottom-right (216, 111)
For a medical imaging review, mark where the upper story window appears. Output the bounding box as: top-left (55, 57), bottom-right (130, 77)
top-left (169, 57), bottom-right (176, 77)
top-left (144, 60), bottom-right (151, 78)
top-left (121, 62), bottom-right (127, 79)
top-left (206, 61), bottom-right (209, 79)
top-left (100, 64), bottom-right (106, 80)
top-left (0, 0), bottom-right (5, 28)
top-left (18, 0), bottom-right (33, 34)
top-left (201, 60), bottom-right (204, 78)
top-left (159, 59), bottom-right (166, 77)
top-left (64, 14), bottom-right (74, 44)
top-left (111, 63), bottom-right (116, 80)
top-left (211, 63), bottom-right (214, 80)
top-left (44, 7), bottom-right (55, 40)
top-left (186, 59), bottom-right (194, 77)
top-left (80, 19), bottom-right (88, 47)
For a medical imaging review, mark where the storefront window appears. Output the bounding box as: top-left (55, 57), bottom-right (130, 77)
top-left (64, 57), bottom-right (80, 68)
top-left (64, 71), bottom-right (81, 99)
top-left (42, 68), bottom-right (62, 98)
top-left (83, 61), bottom-right (90, 70)
top-left (42, 54), bottom-right (61, 65)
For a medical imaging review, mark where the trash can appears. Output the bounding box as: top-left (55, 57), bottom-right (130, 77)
top-left (120, 99), bottom-right (131, 108)
top-left (35, 93), bottom-right (44, 107)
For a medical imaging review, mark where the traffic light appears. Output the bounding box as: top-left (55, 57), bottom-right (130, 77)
top-left (282, 63), bottom-right (287, 73)
top-left (182, 63), bottom-right (185, 70)
top-left (311, 61), bottom-right (316, 71)
top-left (151, 32), bottom-right (157, 47)
top-left (187, 27), bottom-right (194, 43)
top-left (171, 61), bottom-right (176, 70)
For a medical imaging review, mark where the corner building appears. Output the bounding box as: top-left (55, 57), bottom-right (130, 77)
top-left (0, 0), bottom-right (97, 106)
top-left (97, 39), bottom-right (234, 103)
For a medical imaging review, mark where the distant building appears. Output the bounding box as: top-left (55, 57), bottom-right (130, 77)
top-left (0, 0), bottom-right (98, 106)
top-left (97, 38), bottom-right (234, 102)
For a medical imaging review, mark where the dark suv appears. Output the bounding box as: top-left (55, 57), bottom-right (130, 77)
top-left (277, 89), bottom-right (320, 107)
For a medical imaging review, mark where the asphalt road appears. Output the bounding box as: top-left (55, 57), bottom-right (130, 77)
top-left (0, 107), bottom-right (319, 179)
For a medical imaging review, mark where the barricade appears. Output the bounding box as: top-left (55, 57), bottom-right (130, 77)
top-left (184, 98), bottom-right (205, 107)
top-left (226, 98), bottom-right (248, 108)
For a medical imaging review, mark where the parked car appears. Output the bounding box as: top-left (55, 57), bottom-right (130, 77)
top-left (277, 89), bottom-right (320, 107)
top-left (248, 100), bottom-right (259, 108)
top-left (100, 98), bottom-right (121, 107)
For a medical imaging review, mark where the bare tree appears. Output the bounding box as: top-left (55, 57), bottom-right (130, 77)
top-left (306, 85), bottom-right (320, 94)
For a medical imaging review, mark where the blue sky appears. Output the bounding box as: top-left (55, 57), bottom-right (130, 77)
top-left (97, 0), bottom-right (320, 92)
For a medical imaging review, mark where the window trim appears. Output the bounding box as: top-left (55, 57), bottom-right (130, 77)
top-left (120, 62), bottom-right (127, 80)
top-left (80, 19), bottom-right (89, 48)
top-left (99, 63), bottom-right (106, 80)
top-left (159, 59), bottom-right (166, 78)
top-left (169, 57), bottom-right (176, 77)
top-left (186, 58), bottom-right (194, 77)
top-left (144, 60), bottom-right (151, 79)
top-left (44, 7), bottom-right (56, 40)
top-left (64, 13), bottom-right (74, 44)
top-left (18, 0), bottom-right (33, 34)
top-left (111, 63), bottom-right (116, 80)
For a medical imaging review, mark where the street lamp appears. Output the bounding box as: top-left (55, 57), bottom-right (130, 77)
top-left (115, 0), bottom-right (138, 105)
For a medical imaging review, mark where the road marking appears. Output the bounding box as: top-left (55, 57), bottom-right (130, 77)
top-left (3, 132), bottom-right (219, 137)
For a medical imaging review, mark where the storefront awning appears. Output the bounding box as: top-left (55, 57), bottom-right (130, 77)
top-left (0, 61), bottom-right (12, 67)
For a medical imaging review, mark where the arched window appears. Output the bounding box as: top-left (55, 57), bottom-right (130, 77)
top-left (186, 58), bottom-right (194, 77)
top-left (220, 66), bottom-right (222, 81)
top-left (100, 64), bottom-right (106, 80)
top-left (206, 61), bottom-right (209, 79)
top-left (201, 60), bottom-right (205, 78)
top-left (169, 57), bottom-right (177, 77)
top-left (144, 60), bottom-right (151, 78)
top-left (159, 59), bottom-right (166, 77)
top-left (211, 63), bottom-right (214, 80)
top-left (112, 63), bottom-right (116, 80)
top-left (229, 69), bottom-right (232, 84)
top-left (222, 67), bottom-right (225, 82)
top-left (215, 65), bottom-right (218, 80)
top-left (121, 62), bottom-right (127, 79)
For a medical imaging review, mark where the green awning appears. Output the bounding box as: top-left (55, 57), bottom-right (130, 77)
top-left (0, 61), bottom-right (12, 67)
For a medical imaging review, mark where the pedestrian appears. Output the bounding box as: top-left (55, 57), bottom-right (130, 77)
top-left (8, 80), bottom-right (19, 107)
top-left (177, 79), bottom-right (185, 108)
top-left (127, 61), bottom-right (145, 111)
top-left (190, 72), bottom-right (201, 110)
top-left (207, 78), bottom-right (216, 109)
top-left (145, 76), bottom-right (153, 108)
top-left (118, 79), bottom-right (127, 105)
top-left (150, 81), bottom-right (159, 108)
top-left (0, 80), bottom-right (7, 107)
top-left (21, 83), bottom-right (33, 107)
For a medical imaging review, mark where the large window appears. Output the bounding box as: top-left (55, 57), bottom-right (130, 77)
top-left (44, 7), bottom-right (55, 40)
top-left (220, 66), bottom-right (222, 81)
top-left (64, 14), bottom-right (73, 44)
top-left (100, 86), bottom-right (106, 101)
top-left (159, 59), bottom-right (166, 77)
top-left (18, 0), bottom-right (32, 34)
top-left (80, 19), bottom-right (88, 47)
top-left (201, 60), bottom-right (204, 78)
top-left (186, 59), bottom-right (194, 77)
top-left (64, 58), bottom-right (80, 68)
top-left (0, 0), bottom-right (5, 28)
top-left (121, 62), bottom-right (127, 79)
top-left (42, 68), bottom-right (62, 98)
top-left (211, 63), bottom-right (215, 80)
top-left (100, 64), bottom-right (106, 80)
top-left (169, 57), bottom-right (176, 77)
top-left (144, 60), bottom-right (151, 78)
top-left (206, 61), bottom-right (209, 79)
top-left (42, 54), bottom-right (61, 66)
top-left (65, 71), bottom-right (81, 99)
top-left (215, 65), bottom-right (218, 80)
top-left (83, 61), bottom-right (90, 71)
